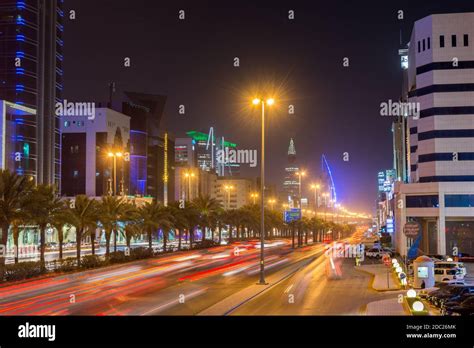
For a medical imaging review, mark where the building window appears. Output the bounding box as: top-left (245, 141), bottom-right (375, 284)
top-left (73, 170), bottom-right (79, 178)
top-left (452, 34), bottom-right (457, 47)
top-left (464, 34), bottom-right (469, 47)
top-left (417, 41), bottom-right (421, 52)
top-left (445, 194), bottom-right (474, 207)
top-left (422, 39), bottom-right (426, 51)
top-left (440, 35), bottom-right (445, 47)
top-left (406, 195), bottom-right (439, 208)
top-left (427, 37), bottom-right (431, 50)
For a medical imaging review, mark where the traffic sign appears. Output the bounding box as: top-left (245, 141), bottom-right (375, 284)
top-left (284, 208), bottom-right (301, 223)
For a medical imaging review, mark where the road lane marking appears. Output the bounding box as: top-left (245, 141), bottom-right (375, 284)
top-left (141, 288), bottom-right (208, 315)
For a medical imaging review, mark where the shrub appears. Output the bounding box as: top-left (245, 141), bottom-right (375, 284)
top-left (57, 257), bottom-right (77, 272)
top-left (80, 255), bottom-right (103, 269)
top-left (4, 261), bottom-right (46, 281)
top-left (108, 251), bottom-right (128, 264)
top-left (130, 247), bottom-right (153, 260)
top-left (193, 240), bottom-right (219, 250)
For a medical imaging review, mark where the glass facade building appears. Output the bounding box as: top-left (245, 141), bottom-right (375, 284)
top-left (0, 0), bottom-right (63, 187)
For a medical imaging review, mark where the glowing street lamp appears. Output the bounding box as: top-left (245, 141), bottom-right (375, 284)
top-left (224, 184), bottom-right (235, 210)
top-left (311, 183), bottom-right (321, 214)
top-left (268, 198), bottom-right (276, 210)
top-left (295, 171), bottom-right (306, 209)
top-left (184, 170), bottom-right (196, 201)
top-left (250, 192), bottom-right (259, 205)
top-left (252, 97), bottom-right (275, 285)
top-left (107, 151), bottom-right (124, 196)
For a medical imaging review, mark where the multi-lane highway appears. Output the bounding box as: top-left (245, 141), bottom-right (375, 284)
top-left (0, 238), bottom-right (392, 316)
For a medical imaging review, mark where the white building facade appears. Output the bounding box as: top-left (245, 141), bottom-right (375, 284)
top-left (394, 12), bottom-right (474, 258)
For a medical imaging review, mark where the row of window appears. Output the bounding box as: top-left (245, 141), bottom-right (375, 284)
top-left (405, 194), bottom-right (474, 208)
top-left (418, 34), bottom-right (469, 53)
top-left (64, 120), bottom-right (84, 127)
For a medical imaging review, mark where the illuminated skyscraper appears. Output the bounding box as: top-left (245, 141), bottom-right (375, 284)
top-left (283, 138), bottom-right (299, 206)
top-left (0, 0), bottom-right (64, 187)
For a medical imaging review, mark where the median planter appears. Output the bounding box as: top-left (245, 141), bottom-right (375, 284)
top-left (405, 296), bottom-right (429, 316)
top-left (4, 261), bottom-right (46, 282)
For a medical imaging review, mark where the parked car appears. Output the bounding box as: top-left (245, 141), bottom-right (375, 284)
top-left (430, 285), bottom-right (474, 307)
top-left (444, 296), bottom-right (474, 316)
top-left (46, 242), bottom-right (58, 250)
top-left (434, 268), bottom-right (464, 283)
top-left (441, 293), bottom-right (474, 309)
top-left (365, 247), bottom-right (391, 259)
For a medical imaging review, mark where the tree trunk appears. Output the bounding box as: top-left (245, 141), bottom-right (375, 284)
top-left (305, 230), bottom-right (308, 245)
top-left (40, 225), bottom-right (46, 271)
top-left (13, 228), bottom-right (19, 264)
top-left (91, 230), bottom-right (95, 255)
top-left (163, 229), bottom-right (167, 253)
top-left (228, 225), bottom-right (232, 244)
top-left (76, 228), bottom-right (82, 267)
top-left (0, 223), bottom-right (10, 282)
top-left (113, 230), bottom-right (118, 252)
top-left (148, 230), bottom-right (153, 251)
top-left (105, 231), bottom-right (111, 258)
top-left (178, 229), bottom-right (182, 251)
top-left (189, 226), bottom-right (194, 249)
top-left (58, 228), bottom-right (63, 261)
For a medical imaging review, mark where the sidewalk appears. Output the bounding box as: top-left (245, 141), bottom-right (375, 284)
top-left (355, 264), bottom-right (401, 291)
top-left (365, 298), bottom-right (408, 315)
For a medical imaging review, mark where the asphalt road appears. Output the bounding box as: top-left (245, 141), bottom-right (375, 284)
top-left (0, 240), bottom-right (321, 315)
top-left (231, 252), bottom-right (394, 315)
top-left (0, 235), bottom-right (398, 316)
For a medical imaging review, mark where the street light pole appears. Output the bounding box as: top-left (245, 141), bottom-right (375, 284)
top-left (253, 97), bottom-right (274, 285)
top-left (108, 152), bottom-right (122, 196)
top-left (260, 99), bottom-right (266, 285)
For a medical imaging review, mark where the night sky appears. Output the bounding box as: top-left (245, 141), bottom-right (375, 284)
top-left (63, 0), bottom-right (474, 213)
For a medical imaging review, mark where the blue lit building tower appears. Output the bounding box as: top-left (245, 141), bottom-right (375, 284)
top-left (0, 0), bottom-right (64, 188)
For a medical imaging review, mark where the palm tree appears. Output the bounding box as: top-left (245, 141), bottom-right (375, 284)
top-left (167, 202), bottom-right (188, 251)
top-left (183, 203), bottom-right (199, 249)
top-left (11, 217), bottom-right (26, 264)
top-left (191, 196), bottom-right (221, 242)
top-left (138, 201), bottom-right (160, 251)
top-left (64, 195), bottom-right (99, 266)
top-left (155, 205), bottom-right (174, 253)
top-left (0, 170), bottom-right (34, 281)
top-left (51, 212), bottom-right (71, 261)
top-left (26, 185), bottom-right (66, 270)
top-left (98, 196), bottom-right (128, 257)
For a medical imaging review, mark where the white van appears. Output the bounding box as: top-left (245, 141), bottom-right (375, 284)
top-left (434, 261), bottom-right (467, 277)
top-left (434, 268), bottom-right (464, 283)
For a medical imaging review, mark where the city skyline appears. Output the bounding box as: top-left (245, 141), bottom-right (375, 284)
top-left (61, 0), bottom-right (474, 213)
top-left (1, 2), bottom-right (474, 343)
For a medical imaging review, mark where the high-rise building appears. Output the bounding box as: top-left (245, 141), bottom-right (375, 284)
top-left (0, 100), bottom-right (37, 176)
top-left (393, 12), bottom-right (474, 258)
top-left (60, 108), bottom-right (130, 197)
top-left (186, 130), bottom-right (240, 176)
top-left (283, 138), bottom-right (299, 206)
top-left (0, 0), bottom-right (63, 188)
top-left (174, 137), bottom-right (196, 167)
top-left (214, 177), bottom-right (253, 209)
top-left (122, 91), bottom-right (174, 203)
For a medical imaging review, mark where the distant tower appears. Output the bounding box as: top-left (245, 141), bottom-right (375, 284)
top-left (283, 138), bottom-right (299, 207)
